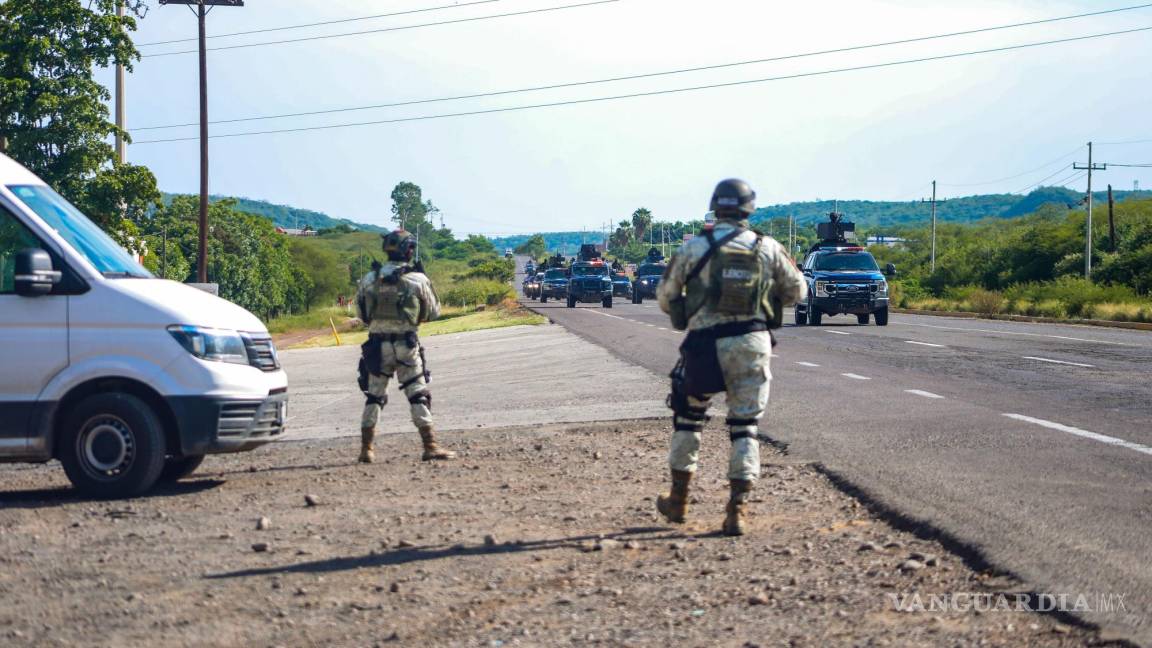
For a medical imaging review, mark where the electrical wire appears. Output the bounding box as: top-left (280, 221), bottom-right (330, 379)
top-left (141, 0), bottom-right (621, 58)
top-left (938, 145), bottom-right (1085, 188)
top-left (135, 3), bottom-right (1152, 130)
top-left (1097, 137), bottom-right (1152, 145)
top-left (134, 25), bottom-right (1152, 145)
top-left (138, 0), bottom-right (502, 46)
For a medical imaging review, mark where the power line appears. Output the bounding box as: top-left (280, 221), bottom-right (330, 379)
top-left (1097, 137), bottom-right (1152, 145)
top-left (134, 25), bottom-right (1152, 145)
top-left (138, 0), bottom-right (502, 46)
top-left (1014, 166), bottom-right (1079, 194)
top-left (141, 0), bottom-right (621, 58)
top-left (938, 145), bottom-right (1085, 188)
top-left (135, 3), bottom-right (1152, 131)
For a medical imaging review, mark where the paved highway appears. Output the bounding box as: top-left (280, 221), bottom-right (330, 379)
top-left (515, 257), bottom-right (1152, 643)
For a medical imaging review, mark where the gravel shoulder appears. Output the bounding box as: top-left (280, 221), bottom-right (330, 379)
top-left (0, 419), bottom-right (1105, 648)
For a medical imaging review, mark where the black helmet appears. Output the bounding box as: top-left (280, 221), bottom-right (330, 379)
top-left (382, 229), bottom-right (417, 261)
top-left (710, 178), bottom-right (756, 217)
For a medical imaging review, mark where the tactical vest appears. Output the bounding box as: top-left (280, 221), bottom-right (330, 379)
top-left (707, 233), bottom-right (767, 317)
top-left (371, 268), bottom-right (421, 326)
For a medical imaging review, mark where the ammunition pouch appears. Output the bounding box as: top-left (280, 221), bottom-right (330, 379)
top-left (361, 335), bottom-right (384, 377)
top-left (668, 227), bottom-right (747, 331)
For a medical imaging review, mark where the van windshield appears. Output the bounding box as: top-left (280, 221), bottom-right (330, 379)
top-left (7, 184), bottom-right (152, 278)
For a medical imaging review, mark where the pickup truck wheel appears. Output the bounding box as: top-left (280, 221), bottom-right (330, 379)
top-left (158, 454), bottom-right (205, 483)
top-left (603, 296), bottom-right (613, 308)
top-left (634, 292), bottom-right (643, 304)
top-left (874, 307), bottom-right (889, 326)
top-left (795, 306), bottom-right (807, 326)
top-left (567, 296), bottom-right (576, 308)
top-left (809, 304), bottom-right (823, 326)
top-left (857, 313), bottom-right (870, 325)
top-left (59, 392), bottom-right (166, 498)
top-left (540, 294), bottom-right (547, 303)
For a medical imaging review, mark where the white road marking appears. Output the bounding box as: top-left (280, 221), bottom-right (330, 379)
top-left (902, 322), bottom-right (1136, 347)
top-left (905, 340), bottom-right (946, 348)
top-left (905, 389), bottom-right (944, 399)
top-left (1002, 413), bottom-right (1152, 457)
top-left (841, 373), bottom-right (871, 380)
top-left (825, 330), bottom-right (852, 336)
top-left (657, 327), bottom-right (671, 332)
top-left (795, 362), bottom-right (820, 367)
top-left (1022, 356), bottom-right (1094, 368)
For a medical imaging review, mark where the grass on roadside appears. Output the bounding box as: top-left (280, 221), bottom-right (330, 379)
top-left (288, 300), bottom-right (545, 349)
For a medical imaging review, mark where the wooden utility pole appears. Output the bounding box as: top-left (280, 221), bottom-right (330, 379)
top-left (159, 0), bottom-right (244, 284)
top-left (1107, 184), bottom-right (1116, 253)
top-left (920, 181), bottom-right (944, 272)
top-left (1074, 141), bottom-right (1107, 279)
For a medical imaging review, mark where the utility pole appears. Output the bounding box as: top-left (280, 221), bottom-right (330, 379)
top-left (160, 0), bottom-right (244, 284)
top-left (1107, 184), bottom-right (1116, 253)
top-left (1074, 141), bottom-right (1107, 279)
top-left (115, 0), bottom-right (126, 164)
top-left (919, 181), bottom-right (941, 273)
top-left (788, 214), bottom-right (794, 259)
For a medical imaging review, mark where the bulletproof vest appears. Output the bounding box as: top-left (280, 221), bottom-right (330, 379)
top-left (707, 233), bottom-right (769, 318)
top-left (371, 267), bottom-right (421, 326)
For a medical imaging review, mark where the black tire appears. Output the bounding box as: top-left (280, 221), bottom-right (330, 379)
top-left (540, 294), bottom-right (547, 303)
top-left (158, 454), bottom-right (205, 483)
top-left (795, 306), bottom-right (807, 326)
top-left (567, 295), bottom-right (576, 308)
top-left (603, 296), bottom-right (613, 308)
top-left (874, 307), bottom-right (889, 326)
top-left (809, 303), bottom-right (823, 326)
top-left (635, 292), bottom-right (644, 304)
top-left (58, 392), bottom-right (167, 498)
top-left (857, 313), bottom-right (870, 325)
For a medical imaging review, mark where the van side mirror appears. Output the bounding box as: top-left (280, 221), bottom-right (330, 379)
top-left (14, 248), bottom-right (62, 297)
top-left (884, 263), bottom-right (897, 277)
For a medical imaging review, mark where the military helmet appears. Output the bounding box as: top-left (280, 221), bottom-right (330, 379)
top-left (710, 178), bottom-right (757, 217)
top-left (382, 229), bottom-right (417, 260)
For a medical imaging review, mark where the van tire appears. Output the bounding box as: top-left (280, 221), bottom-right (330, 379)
top-left (158, 454), bottom-right (206, 483)
top-left (59, 393), bottom-right (167, 498)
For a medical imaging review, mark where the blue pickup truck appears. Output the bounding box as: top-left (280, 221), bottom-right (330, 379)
top-left (794, 214), bottom-right (896, 326)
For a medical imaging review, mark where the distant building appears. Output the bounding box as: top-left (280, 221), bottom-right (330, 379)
top-left (276, 227), bottom-right (318, 237)
top-left (866, 235), bottom-right (905, 247)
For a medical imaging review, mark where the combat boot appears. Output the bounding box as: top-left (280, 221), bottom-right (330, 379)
top-left (656, 469), bottom-right (692, 523)
top-left (418, 426), bottom-right (456, 461)
top-left (359, 427), bottom-right (376, 464)
top-left (722, 479), bottom-right (753, 536)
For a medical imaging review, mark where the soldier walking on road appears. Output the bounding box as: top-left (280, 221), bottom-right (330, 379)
top-left (356, 230), bottom-right (456, 464)
top-left (656, 179), bottom-right (807, 535)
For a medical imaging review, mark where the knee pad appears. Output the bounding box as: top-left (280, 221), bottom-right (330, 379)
top-left (727, 417), bottom-right (759, 441)
top-left (408, 390), bottom-right (431, 409)
top-left (365, 394), bottom-right (387, 407)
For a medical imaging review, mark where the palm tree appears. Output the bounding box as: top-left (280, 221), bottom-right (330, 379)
top-left (632, 208), bottom-right (652, 243)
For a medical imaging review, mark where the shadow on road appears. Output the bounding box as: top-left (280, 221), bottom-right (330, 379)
top-left (0, 478), bottom-right (225, 509)
top-left (207, 526), bottom-right (693, 580)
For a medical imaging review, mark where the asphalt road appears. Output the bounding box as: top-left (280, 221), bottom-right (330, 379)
top-left (515, 257), bottom-right (1152, 644)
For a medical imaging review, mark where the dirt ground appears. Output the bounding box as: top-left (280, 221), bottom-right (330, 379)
top-left (0, 420), bottom-right (1110, 647)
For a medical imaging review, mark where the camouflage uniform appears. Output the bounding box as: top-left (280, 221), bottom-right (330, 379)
top-left (356, 260), bottom-right (454, 462)
top-left (656, 218), bottom-right (806, 534)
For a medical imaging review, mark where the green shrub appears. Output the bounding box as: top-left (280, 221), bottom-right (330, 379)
top-left (441, 279), bottom-right (513, 308)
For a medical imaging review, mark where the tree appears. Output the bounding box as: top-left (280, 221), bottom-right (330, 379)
top-left (513, 234), bottom-right (546, 258)
top-left (0, 0), bottom-right (160, 236)
top-left (632, 208), bottom-right (652, 243)
top-left (390, 181), bottom-right (429, 230)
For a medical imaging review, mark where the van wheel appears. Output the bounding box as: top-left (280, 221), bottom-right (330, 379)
top-left (158, 454), bottom-right (205, 483)
top-left (59, 393), bottom-right (166, 498)
top-left (857, 313), bottom-right (870, 325)
top-left (874, 308), bottom-right (889, 326)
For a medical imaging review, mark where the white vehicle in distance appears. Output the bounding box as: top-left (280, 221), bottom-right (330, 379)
top-left (0, 154), bottom-right (288, 498)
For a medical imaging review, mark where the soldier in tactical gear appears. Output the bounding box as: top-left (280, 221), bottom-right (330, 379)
top-left (355, 229), bottom-right (455, 463)
top-left (656, 179), bottom-right (806, 536)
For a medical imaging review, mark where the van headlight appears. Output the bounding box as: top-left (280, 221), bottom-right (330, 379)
top-left (168, 325), bottom-right (249, 365)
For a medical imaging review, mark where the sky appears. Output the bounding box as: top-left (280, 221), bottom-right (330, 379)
top-left (99, 0), bottom-right (1152, 235)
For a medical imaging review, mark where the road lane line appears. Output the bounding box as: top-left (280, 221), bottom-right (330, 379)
top-left (902, 322), bottom-right (1135, 347)
top-left (906, 340), bottom-right (946, 348)
top-left (1022, 356), bottom-right (1094, 368)
top-left (825, 330), bottom-right (852, 335)
top-left (841, 373), bottom-right (871, 380)
top-left (1002, 413), bottom-right (1152, 457)
top-left (795, 362), bottom-right (820, 367)
top-left (905, 389), bottom-right (944, 399)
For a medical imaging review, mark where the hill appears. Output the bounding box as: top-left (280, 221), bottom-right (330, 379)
top-left (161, 193), bottom-right (386, 233)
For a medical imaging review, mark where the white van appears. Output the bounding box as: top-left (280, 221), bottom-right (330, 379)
top-left (0, 154), bottom-right (287, 497)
